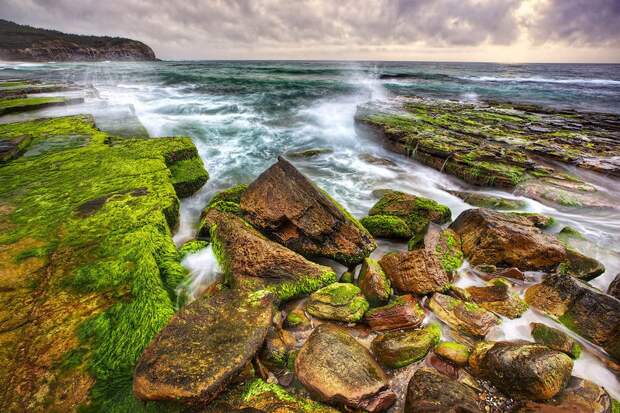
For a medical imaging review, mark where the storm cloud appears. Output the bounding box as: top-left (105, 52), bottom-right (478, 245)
top-left (0, 0), bottom-right (618, 60)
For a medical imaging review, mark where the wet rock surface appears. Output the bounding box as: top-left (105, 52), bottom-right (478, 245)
top-left (358, 257), bottom-right (392, 306)
top-left (305, 282), bottom-right (369, 322)
top-left (295, 324), bottom-right (396, 412)
top-left (364, 294), bottom-right (426, 331)
top-left (451, 208), bottom-right (567, 271)
top-left (405, 367), bottom-right (483, 413)
top-left (609, 273), bottom-right (620, 300)
top-left (467, 279), bottom-right (528, 319)
top-left (371, 323), bottom-right (441, 368)
top-left (530, 323), bottom-right (581, 359)
top-left (240, 157), bottom-right (376, 266)
top-left (469, 341), bottom-right (574, 400)
top-left (133, 289), bottom-right (275, 404)
top-left (434, 341), bottom-right (471, 366)
top-left (525, 273), bottom-right (620, 361)
top-left (204, 209), bottom-right (336, 301)
top-left (429, 293), bottom-right (501, 338)
top-left (379, 249), bottom-right (450, 294)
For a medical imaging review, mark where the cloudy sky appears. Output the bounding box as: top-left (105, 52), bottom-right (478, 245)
top-left (1, 0), bottom-right (619, 62)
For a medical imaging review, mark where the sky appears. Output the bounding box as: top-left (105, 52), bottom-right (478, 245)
top-left (1, 0), bottom-right (619, 63)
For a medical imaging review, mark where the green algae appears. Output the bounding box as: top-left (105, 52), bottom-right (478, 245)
top-left (360, 214), bottom-right (412, 239)
top-left (177, 240), bottom-right (209, 259)
top-left (435, 230), bottom-right (464, 274)
top-left (207, 183), bottom-right (248, 207)
top-left (168, 157), bottom-right (208, 198)
top-left (0, 96), bottom-right (68, 115)
top-left (0, 114), bottom-right (208, 412)
top-left (306, 282), bottom-right (369, 322)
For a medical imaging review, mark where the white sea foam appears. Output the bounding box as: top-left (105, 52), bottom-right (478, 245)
top-left (179, 244), bottom-right (222, 303)
top-left (464, 75), bottom-right (620, 85)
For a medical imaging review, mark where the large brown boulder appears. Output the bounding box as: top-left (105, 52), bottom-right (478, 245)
top-left (428, 293), bottom-right (501, 338)
top-left (204, 209), bottom-right (336, 301)
top-left (240, 157), bottom-right (376, 266)
top-left (469, 341), bottom-right (573, 400)
top-left (295, 324), bottom-right (396, 412)
top-left (371, 323), bottom-right (441, 368)
top-left (405, 367), bottom-right (483, 413)
top-left (379, 249), bottom-right (450, 294)
top-left (364, 295), bottom-right (426, 331)
top-left (525, 273), bottom-right (620, 361)
top-left (515, 377), bottom-right (613, 413)
top-left (133, 289), bottom-right (275, 404)
top-left (305, 282), bottom-right (369, 323)
top-left (450, 208), bottom-right (566, 271)
top-left (358, 257), bottom-right (392, 306)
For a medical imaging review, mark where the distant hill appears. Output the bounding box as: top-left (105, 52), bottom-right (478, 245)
top-left (0, 19), bottom-right (158, 62)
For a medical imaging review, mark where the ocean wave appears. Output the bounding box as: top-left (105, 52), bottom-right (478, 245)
top-left (463, 76), bottom-right (620, 85)
top-left (379, 72), bottom-right (455, 81)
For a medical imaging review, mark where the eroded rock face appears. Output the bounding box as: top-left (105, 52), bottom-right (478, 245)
top-left (469, 341), bottom-right (573, 400)
top-left (379, 249), bottom-right (450, 294)
top-left (364, 295), bottom-right (426, 331)
top-left (305, 282), bottom-right (369, 323)
top-left (609, 273), bottom-right (620, 300)
top-left (525, 274), bottom-right (620, 361)
top-left (240, 157), bottom-right (376, 266)
top-left (405, 367), bottom-right (483, 413)
top-left (428, 293), bottom-right (501, 338)
top-left (359, 258), bottom-right (392, 306)
top-left (451, 208), bottom-right (566, 271)
top-left (133, 289), bottom-right (275, 404)
top-left (515, 377), bottom-right (613, 413)
top-left (204, 209), bottom-right (336, 301)
top-left (295, 324), bottom-right (396, 412)
top-left (467, 279), bottom-right (528, 319)
top-left (371, 323), bottom-right (441, 368)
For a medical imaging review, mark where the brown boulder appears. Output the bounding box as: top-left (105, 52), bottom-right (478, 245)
top-left (450, 208), bottom-right (566, 271)
top-left (609, 273), bottom-right (620, 300)
top-left (240, 157), bottom-right (376, 266)
top-left (295, 324), bottom-right (396, 412)
top-left (133, 289), bottom-right (275, 404)
top-left (204, 209), bottom-right (336, 301)
top-left (466, 279), bottom-right (528, 319)
top-left (364, 295), bottom-right (426, 331)
top-left (525, 273), bottom-right (620, 361)
top-left (515, 377), bottom-right (613, 413)
top-left (358, 257), bottom-right (392, 306)
top-left (428, 293), bottom-right (501, 338)
top-left (379, 249), bottom-right (450, 294)
top-left (469, 341), bottom-right (573, 400)
top-left (405, 367), bottom-right (483, 413)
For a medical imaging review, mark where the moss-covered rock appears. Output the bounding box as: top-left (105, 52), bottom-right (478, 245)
top-left (530, 322), bottom-right (582, 359)
top-left (364, 294), bottom-right (426, 331)
top-left (358, 257), bottom-right (392, 307)
top-left (369, 189), bottom-right (451, 225)
top-left (259, 321), bottom-right (296, 371)
top-left (371, 323), bottom-right (441, 368)
top-left (379, 248), bottom-right (450, 295)
top-left (133, 289), bottom-right (275, 404)
top-left (434, 341), bottom-right (471, 366)
top-left (305, 282), bottom-right (369, 322)
top-left (360, 214), bottom-right (413, 239)
top-left (466, 279), bottom-right (528, 319)
top-left (240, 157), bottom-right (376, 266)
top-left (557, 247), bottom-right (605, 281)
top-left (428, 293), bottom-right (501, 338)
top-left (525, 273), bottom-right (620, 361)
top-left (178, 240), bottom-right (209, 259)
top-left (203, 209), bottom-right (337, 302)
top-left (339, 270), bottom-right (354, 284)
top-left (295, 324), bottom-right (396, 412)
top-left (168, 156), bottom-right (209, 198)
top-left (285, 148), bottom-right (333, 159)
top-left (284, 308), bottom-right (311, 331)
top-left (0, 96), bottom-right (83, 116)
top-left (0, 114), bottom-right (208, 412)
top-left (469, 341), bottom-right (573, 400)
top-left (450, 190), bottom-right (526, 210)
top-left (200, 378), bottom-right (340, 412)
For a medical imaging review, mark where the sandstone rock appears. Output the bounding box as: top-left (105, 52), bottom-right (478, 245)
top-left (204, 209), bottom-right (336, 301)
top-left (608, 273), bottom-right (620, 300)
top-left (259, 322), bottom-right (296, 371)
top-left (284, 307), bottom-right (311, 331)
top-left (428, 293), bottom-right (501, 338)
top-left (558, 248), bottom-right (605, 281)
top-left (530, 323), bottom-right (581, 359)
top-left (467, 279), bottom-right (528, 319)
top-left (295, 324), bottom-right (396, 412)
top-left (379, 249), bottom-right (450, 294)
top-left (364, 294), bottom-right (426, 331)
top-left (240, 157), bottom-right (376, 266)
top-left (469, 341), bottom-right (573, 400)
top-left (510, 212), bottom-right (556, 229)
top-left (450, 208), bottom-right (566, 271)
top-left (449, 190), bottom-right (526, 210)
top-left (525, 274), bottom-right (620, 361)
top-left (434, 342), bottom-right (471, 366)
top-left (515, 377), bottom-right (613, 413)
top-left (133, 289), bottom-right (275, 404)
top-left (305, 282), bottom-right (369, 322)
top-left (371, 323), bottom-right (441, 368)
top-left (359, 258), bottom-right (392, 306)
top-left (405, 367), bottom-right (483, 413)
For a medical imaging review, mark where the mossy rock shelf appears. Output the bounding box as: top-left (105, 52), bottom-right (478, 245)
top-left (0, 114), bottom-right (208, 412)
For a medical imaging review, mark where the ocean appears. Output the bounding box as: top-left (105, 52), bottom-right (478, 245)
top-left (1, 60), bottom-right (619, 399)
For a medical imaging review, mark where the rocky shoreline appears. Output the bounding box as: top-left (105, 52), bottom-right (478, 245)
top-left (0, 78), bottom-right (619, 412)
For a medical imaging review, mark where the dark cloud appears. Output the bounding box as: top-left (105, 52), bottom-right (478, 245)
top-left (529, 0), bottom-right (620, 46)
top-left (0, 0), bottom-right (618, 59)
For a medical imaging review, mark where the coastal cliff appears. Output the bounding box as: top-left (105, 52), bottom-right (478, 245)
top-left (0, 19), bottom-right (157, 62)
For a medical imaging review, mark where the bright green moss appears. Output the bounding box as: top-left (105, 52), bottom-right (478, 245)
top-left (360, 214), bottom-right (412, 239)
top-left (168, 157), bottom-right (209, 198)
top-left (240, 378), bottom-right (338, 412)
top-left (285, 311), bottom-right (304, 327)
top-left (0, 96), bottom-right (67, 115)
top-left (0, 80), bottom-right (31, 88)
top-left (435, 230), bottom-right (464, 273)
top-left (612, 399), bottom-right (620, 413)
top-left (178, 240), bottom-right (209, 259)
top-left (268, 269), bottom-right (337, 302)
top-left (0, 115), bottom-right (208, 412)
top-left (207, 184), bottom-right (248, 208)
